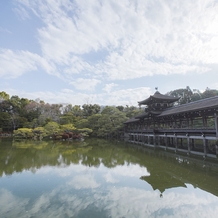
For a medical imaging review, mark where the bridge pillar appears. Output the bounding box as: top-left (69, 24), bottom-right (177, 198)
top-left (180, 138), bottom-right (183, 148)
top-left (157, 135), bottom-right (160, 146)
top-left (164, 134), bottom-right (168, 149)
top-left (216, 145), bottom-right (218, 156)
top-left (203, 137), bottom-right (208, 157)
top-left (214, 114), bottom-right (218, 138)
top-left (153, 134), bottom-right (156, 147)
top-left (187, 134), bottom-right (191, 154)
top-left (174, 134), bottom-right (178, 152)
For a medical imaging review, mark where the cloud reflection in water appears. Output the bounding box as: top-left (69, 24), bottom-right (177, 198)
top-left (0, 162), bottom-right (218, 218)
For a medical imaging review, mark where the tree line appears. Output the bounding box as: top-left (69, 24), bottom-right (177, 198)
top-left (0, 86), bottom-right (218, 139)
top-left (0, 91), bottom-right (142, 139)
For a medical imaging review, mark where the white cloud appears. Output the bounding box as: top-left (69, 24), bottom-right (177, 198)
top-left (0, 27), bottom-right (11, 34)
top-left (70, 78), bottom-right (101, 91)
top-left (103, 163), bottom-right (150, 183)
top-left (2, 183), bottom-right (218, 218)
top-left (0, 49), bottom-right (38, 78)
top-left (1, 0), bottom-right (217, 106)
top-left (68, 174), bottom-right (100, 189)
top-left (1, 163), bottom-right (218, 218)
top-left (103, 172), bottom-right (119, 184)
top-left (13, 5), bottom-right (30, 20)
top-left (0, 189), bottom-right (29, 216)
top-left (14, 0), bottom-right (218, 82)
top-left (211, 82), bottom-right (218, 90)
top-left (103, 83), bottom-right (118, 93)
top-left (98, 186), bottom-right (218, 218)
top-left (0, 49), bottom-right (58, 79)
top-left (3, 86), bottom-right (151, 106)
top-left (97, 87), bottom-right (152, 106)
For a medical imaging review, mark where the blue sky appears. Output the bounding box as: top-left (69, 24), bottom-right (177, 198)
top-left (1, 0), bottom-right (218, 106)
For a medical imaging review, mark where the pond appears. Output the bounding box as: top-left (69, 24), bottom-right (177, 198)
top-left (1, 138), bottom-right (218, 218)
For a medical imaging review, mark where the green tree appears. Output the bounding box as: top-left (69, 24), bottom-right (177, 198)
top-left (77, 128), bottom-right (93, 137)
top-left (24, 101), bottom-right (41, 125)
top-left (44, 121), bottom-right (60, 135)
top-left (192, 89), bottom-right (202, 102)
top-left (82, 104), bottom-right (101, 117)
top-left (33, 126), bottom-right (47, 140)
top-left (0, 112), bottom-right (11, 131)
top-left (87, 114), bottom-right (102, 136)
top-left (0, 99), bottom-right (18, 130)
top-left (116, 105), bottom-right (124, 111)
top-left (168, 86), bottom-right (193, 105)
top-left (13, 128), bottom-right (33, 139)
top-left (60, 124), bottom-right (76, 132)
top-left (202, 88), bottom-right (218, 99)
top-left (76, 118), bottom-right (89, 129)
top-left (59, 112), bottom-right (75, 125)
top-left (0, 91), bottom-right (10, 101)
top-left (97, 106), bottom-right (127, 138)
top-left (72, 105), bottom-right (83, 117)
top-left (124, 105), bottom-right (142, 118)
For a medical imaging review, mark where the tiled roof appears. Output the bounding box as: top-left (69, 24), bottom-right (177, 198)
top-left (134, 111), bottom-right (162, 119)
top-left (135, 112), bottom-right (148, 119)
top-left (138, 91), bottom-right (180, 105)
top-left (159, 96), bottom-right (218, 117)
top-left (124, 96), bottom-right (218, 124)
top-left (124, 118), bottom-right (140, 124)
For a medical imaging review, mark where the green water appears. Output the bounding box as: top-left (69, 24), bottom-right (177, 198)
top-left (1, 138), bottom-right (218, 218)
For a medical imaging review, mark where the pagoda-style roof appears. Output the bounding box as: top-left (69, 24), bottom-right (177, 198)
top-left (138, 91), bottom-right (180, 106)
top-left (140, 175), bottom-right (186, 194)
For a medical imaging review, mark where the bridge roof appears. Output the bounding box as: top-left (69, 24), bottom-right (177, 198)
top-left (135, 111), bottom-right (162, 119)
top-left (124, 95), bottom-right (218, 124)
top-left (124, 117), bottom-right (140, 124)
top-left (159, 95), bottom-right (218, 117)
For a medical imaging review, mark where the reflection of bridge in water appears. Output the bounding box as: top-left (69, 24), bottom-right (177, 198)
top-left (124, 91), bottom-right (218, 158)
top-left (125, 142), bottom-right (218, 197)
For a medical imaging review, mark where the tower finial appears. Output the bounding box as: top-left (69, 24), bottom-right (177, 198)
top-left (155, 87), bottom-right (158, 91)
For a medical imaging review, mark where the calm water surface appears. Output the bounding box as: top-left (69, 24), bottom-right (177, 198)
top-left (1, 138), bottom-right (218, 218)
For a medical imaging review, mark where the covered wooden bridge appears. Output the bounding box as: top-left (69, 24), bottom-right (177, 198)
top-left (124, 91), bottom-right (218, 158)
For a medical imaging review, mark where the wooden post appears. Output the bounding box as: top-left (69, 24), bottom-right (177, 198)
top-left (187, 118), bottom-right (189, 128)
top-left (174, 134), bottom-right (178, 152)
top-left (165, 134), bottom-right (168, 149)
top-left (216, 144), bottom-right (218, 156)
top-left (180, 138), bottom-right (183, 148)
top-left (214, 114), bottom-right (218, 138)
top-left (187, 134), bottom-right (190, 154)
top-left (203, 136), bottom-right (207, 157)
top-left (205, 117), bottom-right (208, 128)
top-left (202, 115), bottom-right (207, 129)
top-left (202, 116), bottom-right (205, 128)
top-left (157, 135), bottom-right (160, 146)
top-left (153, 134), bottom-right (156, 147)
top-left (191, 139), bottom-right (195, 150)
top-left (190, 119), bottom-right (193, 128)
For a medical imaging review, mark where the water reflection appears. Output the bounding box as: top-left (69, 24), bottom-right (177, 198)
top-left (0, 138), bottom-right (218, 217)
